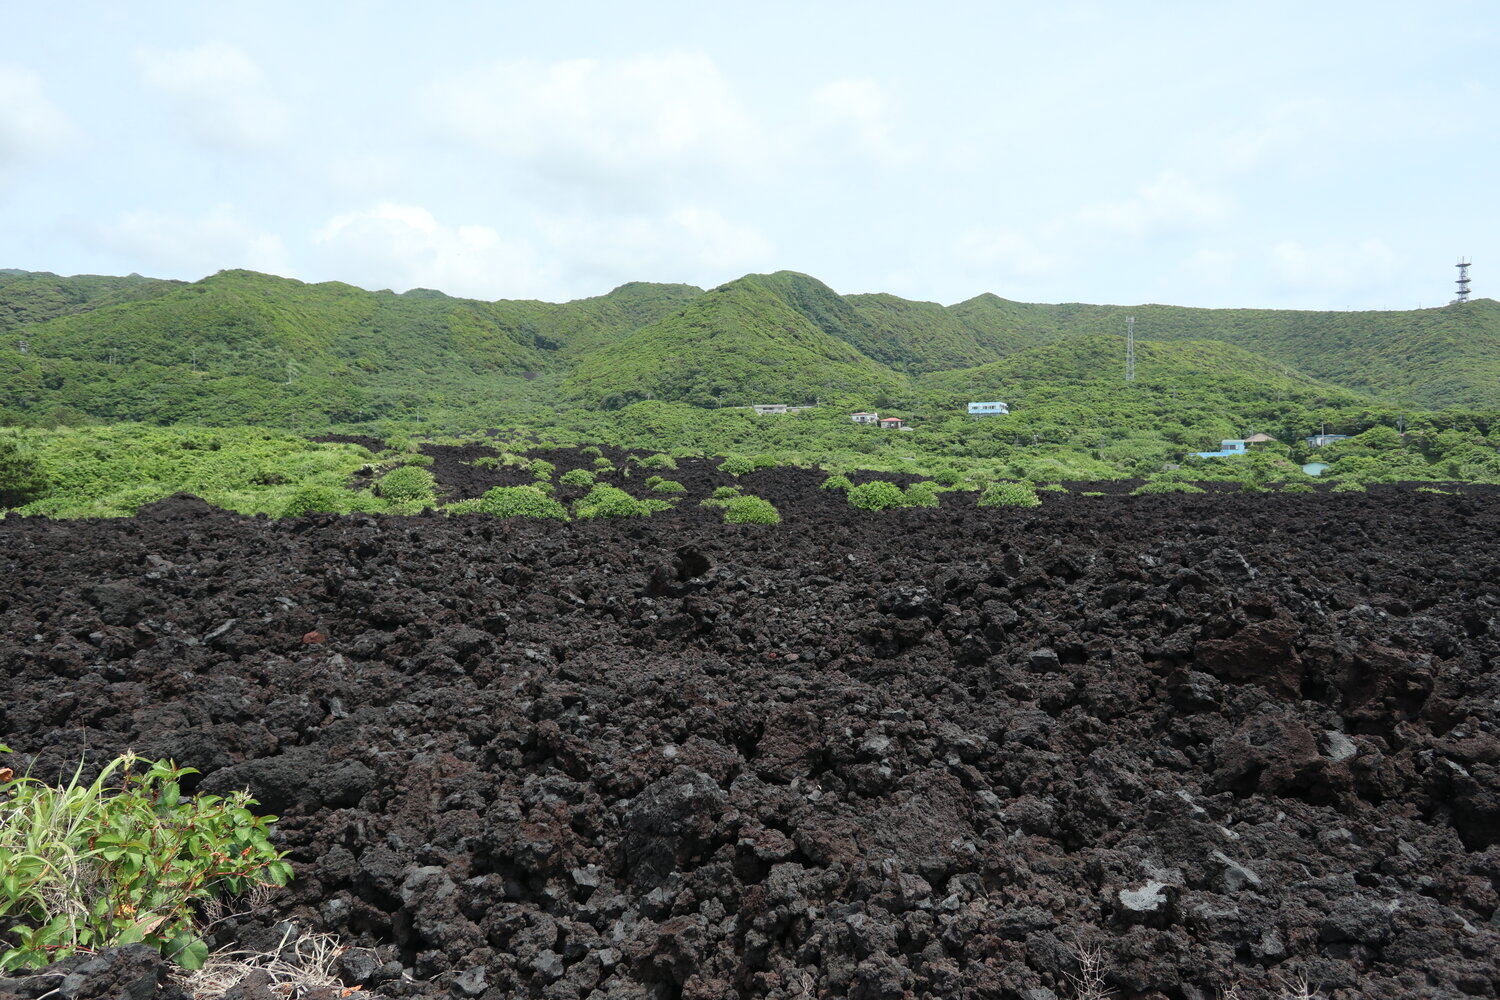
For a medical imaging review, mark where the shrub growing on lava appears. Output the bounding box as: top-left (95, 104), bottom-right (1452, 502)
top-left (820, 474), bottom-right (853, 491)
top-left (1280, 481), bottom-right (1315, 493)
top-left (978, 480), bottom-right (1042, 507)
top-left (1130, 481), bottom-right (1206, 496)
top-left (478, 485), bottom-right (569, 520)
top-left (281, 484), bottom-right (347, 516)
top-left (636, 452), bottom-right (677, 470)
top-left (573, 485), bottom-right (671, 519)
top-left (717, 455), bottom-right (755, 477)
top-left (904, 482), bottom-right (941, 508)
top-left (930, 466), bottom-right (965, 487)
top-left (559, 468), bottom-right (597, 487)
top-left (529, 460), bottom-right (556, 480)
top-left (0, 438), bottom-right (53, 509)
top-left (710, 485), bottom-right (743, 500)
top-left (649, 479), bottom-right (685, 493)
top-left (847, 480), bottom-right (910, 511)
top-left (377, 466), bottom-right (437, 504)
top-left (1330, 479), bottom-right (1367, 493)
top-left (722, 495), bottom-right (781, 524)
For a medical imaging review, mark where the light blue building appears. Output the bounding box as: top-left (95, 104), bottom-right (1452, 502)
top-left (968, 401), bottom-right (1009, 416)
top-left (1194, 439), bottom-right (1247, 458)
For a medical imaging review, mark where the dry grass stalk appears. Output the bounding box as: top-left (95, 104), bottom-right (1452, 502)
top-left (1066, 939), bottom-right (1113, 1000)
top-left (178, 924), bottom-right (349, 1000)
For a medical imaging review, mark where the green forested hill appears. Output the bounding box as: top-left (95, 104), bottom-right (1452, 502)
top-left (562, 273), bottom-right (907, 408)
top-left (3, 265), bottom-right (1499, 429)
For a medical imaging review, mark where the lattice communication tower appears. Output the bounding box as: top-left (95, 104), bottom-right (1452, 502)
top-left (1455, 258), bottom-right (1472, 304)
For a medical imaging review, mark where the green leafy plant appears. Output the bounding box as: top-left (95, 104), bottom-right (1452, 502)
top-left (559, 468), bottom-right (596, 487)
top-left (573, 484), bottom-right (671, 519)
top-left (470, 456), bottom-right (500, 470)
top-left (442, 498), bottom-right (483, 515)
top-left (721, 495), bottom-right (781, 524)
top-left (847, 480), bottom-right (910, 511)
top-left (591, 456), bottom-right (613, 469)
top-left (820, 474), bottom-right (853, 491)
top-left (929, 467), bottom-right (964, 487)
top-left (636, 453), bottom-right (677, 470)
top-left (0, 748), bottom-right (292, 972)
top-left (1131, 481), bottom-right (1207, 495)
top-left (1279, 481), bottom-right (1315, 493)
top-left (477, 485), bottom-right (569, 520)
top-left (376, 466), bottom-right (436, 504)
top-left (0, 439), bottom-right (53, 510)
top-left (717, 455), bottom-right (755, 477)
top-left (904, 482), bottom-right (941, 508)
top-left (280, 484), bottom-right (346, 517)
top-left (978, 480), bottom-right (1042, 507)
top-left (1329, 479), bottom-right (1367, 493)
top-left (529, 460), bottom-right (555, 481)
top-left (648, 479), bottom-right (685, 493)
top-left (709, 485), bottom-right (743, 500)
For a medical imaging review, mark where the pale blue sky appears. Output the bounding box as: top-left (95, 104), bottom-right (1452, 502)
top-left (3, 1), bottom-right (1495, 309)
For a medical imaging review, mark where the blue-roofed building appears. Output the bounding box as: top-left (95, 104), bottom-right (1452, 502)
top-left (968, 401), bottom-right (1009, 416)
top-left (1194, 439), bottom-right (1248, 458)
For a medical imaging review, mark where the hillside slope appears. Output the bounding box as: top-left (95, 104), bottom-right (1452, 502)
top-left (562, 273), bottom-right (907, 407)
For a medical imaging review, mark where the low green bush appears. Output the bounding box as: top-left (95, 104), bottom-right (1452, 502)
top-left (592, 456), bottom-right (614, 469)
top-left (848, 480), bottom-right (910, 511)
top-left (281, 484), bottom-right (347, 516)
top-left (649, 479), bottom-right (685, 493)
top-left (573, 485), bottom-right (671, 519)
top-left (0, 439), bottom-right (53, 509)
top-left (0, 748), bottom-right (292, 972)
top-left (637, 453), bottom-right (677, 470)
top-left (904, 482), bottom-right (941, 508)
top-left (529, 459), bottom-right (556, 480)
top-left (1131, 481), bottom-right (1207, 495)
top-left (717, 455), bottom-right (755, 477)
top-left (722, 495), bottom-right (781, 524)
top-left (580, 446), bottom-right (603, 458)
top-left (710, 485), bottom-right (743, 500)
top-left (820, 474), bottom-right (853, 491)
top-left (1038, 483), bottom-right (1068, 492)
top-left (471, 456), bottom-right (500, 470)
top-left (978, 481), bottom-right (1042, 507)
top-left (1280, 481), bottom-right (1315, 493)
top-left (930, 467), bottom-right (964, 487)
top-left (377, 466), bottom-right (437, 504)
top-left (442, 498), bottom-right (484, 515)
top-left (750, 454), bottom-right (780, 471)
top-left (559, 468), bottom-right (597, 487)
top-left (1329, 480), bottom-right (1367, 493)
top-left (477, 485), bottom-right (569, 520)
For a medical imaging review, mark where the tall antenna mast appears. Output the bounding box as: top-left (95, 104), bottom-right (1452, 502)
top-left (1454, 258), bottom-right (1472, 304)
top-left (1125, 315), bottom-right (1136, 381)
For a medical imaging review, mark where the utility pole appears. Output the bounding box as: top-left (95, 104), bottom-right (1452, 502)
top-left (1125, 316), bottom-right (1136, 381)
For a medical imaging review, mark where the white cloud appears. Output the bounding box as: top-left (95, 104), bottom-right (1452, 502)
top-left (423, 52), bottom-right (763, 182)
top-left (0, 66), bottom-right (76, 163)
top-left (96, 204), bottom-right (289, 275)
top-left (955, 227), bottom-right (1064, 278)
top-left (313, 203), bottom-right (545, 299)
top-left (136, 42), bottom-right (290, 151)
top-left (1075, 171), bottom-right (1232, 237)
top-left (1268, 238), bottom-right (1402, 298)
top-left (809, 79), bottom-right (906, 163)
top-left (312, 201), bottom-right (773, 301)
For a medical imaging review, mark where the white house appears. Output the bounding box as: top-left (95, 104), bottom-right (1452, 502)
top-left (967, 401), bottom-right (1009, 416)
top-left (851, 411), bottom-right (879, 424)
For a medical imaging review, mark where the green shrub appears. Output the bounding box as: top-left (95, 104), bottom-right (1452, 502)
top-left (1038, 483), bottom-right (1068, 492)
top-left (529, 460), bottom-right (556, 480)
top-left (1415, 486), bottom-right (1455, 495)
top-left (592, 456), bottom-right (614, 469)
top-left (722, 495), bottom-right (781, 524)
top-left (1280, 481), bottom-right (1315, 493)
top-left (710, 485), bottom-right (743, 500)
top-left (477, 485), bottom-right (569, 520)
top-left (0, 748), bottom-right (292, 972)
top-left (559, 468), bottom-right (597, 487)
top-left (1130, 481), bottom-right (1207, 495)
top-left (0, 439), bottom-right (53, 509)
top-left (377, 465), bottom-right (437, 504)
top-left (1330, 480), bottom-right (1367, 493)
top-left (1082, 491), bottom-right (1106, 496)
top-left (443, 498), bottom-right (484, 515)
top-left (580, 446), bottom-right (603, 458)
top-left (471, 456), bottom-right (500, 470)
top-left (644, 475), bottom-right (664, 488)
top-left (978, 481), bottom-right (1042, 507)
top-left (649, 479), bottom-right (685, 493)
top-left (820, 474), bottom-right (853, 491)
top-left (930, 467), bottom-right (964, 487)
top-left (637, 453), bottom-right (677, 470)
top-left (905, 482), bottom-right (941, 508)
top-left (281, 484), bottom-right (346, 516)
top-left (847, 480), bottom-right (910, 511)
top-left (749, 454), bottom-right (779, 471)
top-left (573, 485), bottom-right (671, 519)
top-left (391, 453), bottom-right (434, 468)
top-left (717, 455), bottom-right (755, 477)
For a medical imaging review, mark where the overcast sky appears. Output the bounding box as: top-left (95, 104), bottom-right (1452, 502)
top-left (3, 1), bottom-right (1495, 309)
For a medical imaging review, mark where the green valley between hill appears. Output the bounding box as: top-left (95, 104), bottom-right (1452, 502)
top-left (2, 266), bottom-right (1498, 431)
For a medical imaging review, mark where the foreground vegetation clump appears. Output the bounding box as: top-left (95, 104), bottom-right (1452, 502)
top-left (559, 468), bottom-right (596, 487)
top-left (377, 465), bottom-right (437, 504)
top-left (847, 480), bottom-right (910, 511)
top-left (1132, 481), bottom-right (1208, 495)
top-left (978, 480), bottom-right (1042, 507)
top-left (904, 482), bottom-right (942, 507)
top-left (645, 476), bottom-right (685, 493)
top-left (0, 747), bottom-right (292, 972)
top-left (572, 485), bottom-right (672, 519)
top-left (281, 484), bottom-right (349, 516)
top-left (721, 495), bottom-right (781, 524)
top-left (717, 455), bottom-right (755, 477)
top-left (477, 485), bottom-right (569, 520)
top-left (820, 474), bottom-right (853, 491)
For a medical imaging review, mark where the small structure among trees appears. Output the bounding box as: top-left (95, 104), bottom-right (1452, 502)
top-left (967, 401), bottom-right (1009, 416)
top-left (879, 416), bottom-right (905, 430)
top-left (851, 411), bottom-right (879, 425)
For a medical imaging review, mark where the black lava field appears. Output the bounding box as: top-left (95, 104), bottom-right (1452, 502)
top-left (2, 459), bottom-right (1498, 1000)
